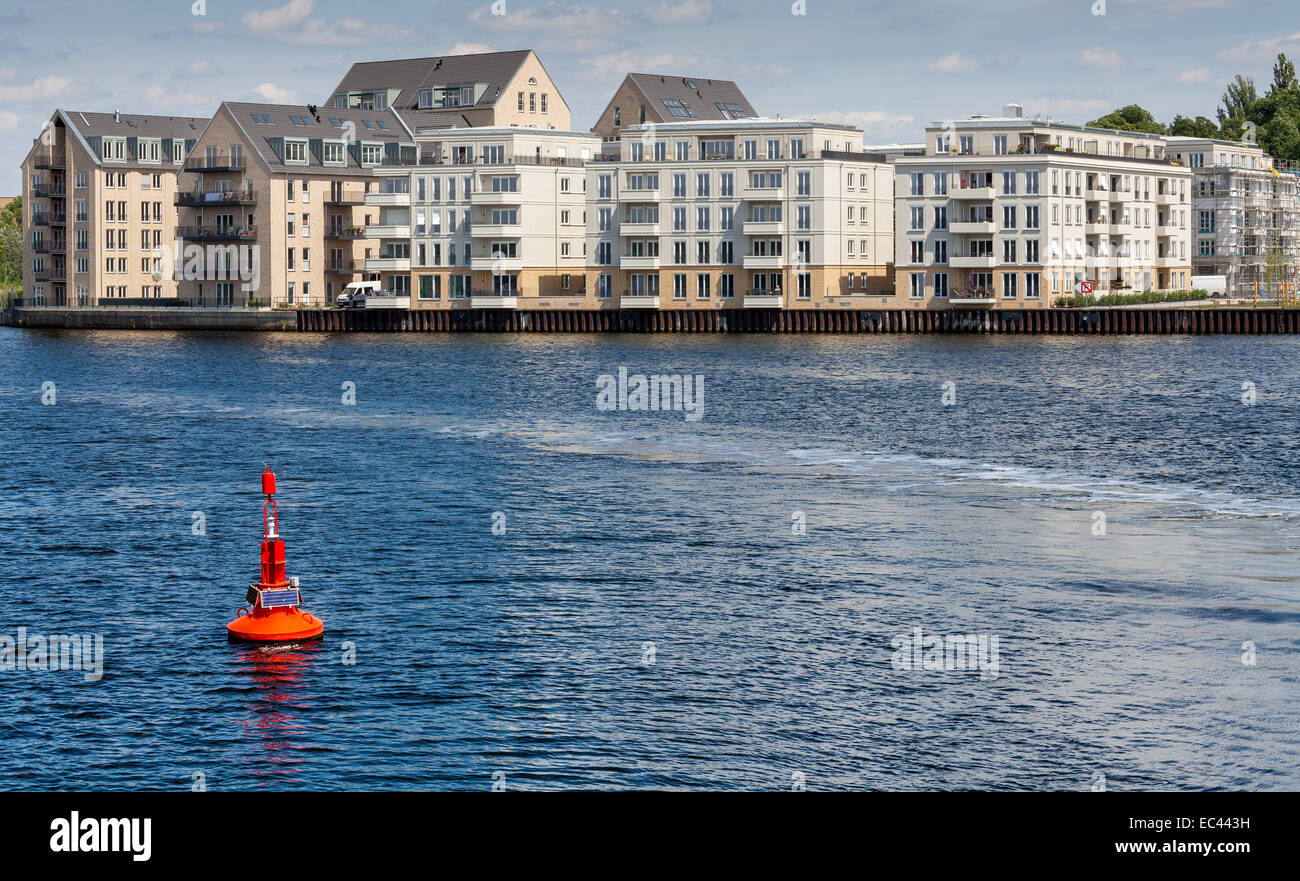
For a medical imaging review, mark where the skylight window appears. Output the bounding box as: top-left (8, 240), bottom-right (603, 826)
top-left (662, 98), bottom-right (695, 118)
top-left (250, 113), bottom-right (274, 124)
top-left (715, 102), bottom-right (747, 119)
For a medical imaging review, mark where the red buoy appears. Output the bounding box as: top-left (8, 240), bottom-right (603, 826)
top-left (227, 468), bottom-right (325, 643)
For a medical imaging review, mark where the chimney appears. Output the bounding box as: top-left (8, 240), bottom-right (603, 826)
top-left (1003, 103), bottom-right (1023, 119)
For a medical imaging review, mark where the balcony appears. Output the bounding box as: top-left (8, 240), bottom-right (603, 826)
top-left (1155, 191), bottom-right (1180, 205)
top-left (32, 212), bottom-right (66, 226)
top-left (743, 293), bottom-right (784, 308)
top-left (185, 154), bottom-right (245, 173)
top-left (621, 188), bottom-right (661, 202)
top-left (950, 220), bottom-right (995, 234)
top-left (742, 220), bottom-right (785, 236)
top-left (175, 190), bottom-right (257, 207)
top-left (364, 256), bottom-right (411, 272)
top-left (176, 225), bottom-right (257, 243)
top-left (743, 254), bottom-right (784, 270)
top-left (620, 221), bottom-right (661, 236)
top-left (949, 289), bottom-right (997, 307)
top-left (326, 260), bottom-right (363, 273)
top-left (470, 294), bottom-right (519, 309)
top-left (1155, 256), bottom-right (1184, 268)
top-left (1084, 187), bottom-right (1111, 201)
top-left (33, 156), bottom-right (65, 170)
top-left (364, 191), bottom-right (411, 207)
top-left (324, 227), bottom-right (366, 240)
top-left (325, 194), bottom-right (367, 206)
top-left (620, 255), bottom-right (661, 270)
top-left (31, 185), bottom-right (65, 199)
top-left (470, 189), bottom-right (523, 205)
top-left (470, 255), bottom-right (523, 271)
top-left (1155, 224), bottom-right (1180, 237)
top-left (619, 294), bottom-right (660, 309)
top-left (1085, 220), bottom-right (1109, 234)
top-left (949, 254), bottom-right (997, 269)
top-left (470, 224), bottom-right (522, 238)
top-left (741, 185), bottom-right (783, 200)
top-left (950, 186), bottom-right (995, 200)
top-left (365, 223), bottom-right (411, 239)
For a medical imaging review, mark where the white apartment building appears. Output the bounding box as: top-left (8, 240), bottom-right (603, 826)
top-left (895, 105), bottom-right (1194, 309)
top-left (587, 118), bottom-right (894, 311)
top-left (1166, 136), bottom-right (1299, 297)
top-left (365, 127), bottom-right (599, 309)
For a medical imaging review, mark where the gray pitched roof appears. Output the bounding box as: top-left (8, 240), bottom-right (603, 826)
top-left (624, 73), bottom-right (757, 123)
top-left (62, 110), bottom-right (208, 141)
top-left (326, 49), bottom-right (534, 129)
top-left (219, 101), bottom-right (409, 174)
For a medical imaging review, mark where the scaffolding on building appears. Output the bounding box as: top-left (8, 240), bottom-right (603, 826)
top-left (1192, 159), bottom-right (1300, 298)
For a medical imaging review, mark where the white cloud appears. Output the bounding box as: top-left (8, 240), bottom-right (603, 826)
top-left (0, 75), bottom-right (73, 102)
top-left (444, 42), bottom-right (496, 56)
top-left (737, 61), bottom-right (794, 78)
top-left (469, 3), bottom-right (620, 35)
top-left (576, 50), bottom-right (698, 81)
top-left (1079, 47), bottom-right (1123, 69)
top-left (807, 109), bottom-right (916, 131)
top-left (927, 52), bottom-right (980, 74)
top-left (144, 84), bottom-right (212, 108)
top-left (0, 110), bottom-right (23, 131)
top-left (179, 60), bottom-right (220, 77)
top-left (642, 1), bottom-right (713, 24)
top-left (1216, 30), bottom-right (1300, 62)
top-left (1176, 67), bottom-right (1212, 83)
top-left (242, 0), bottom-right (314, 33)
top-left (241, 0), bottom-right (423, 46)
top-left (252, 82), bottom-right (302, 105)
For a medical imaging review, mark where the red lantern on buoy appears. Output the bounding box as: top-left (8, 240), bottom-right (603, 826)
top-left (227, 468), bottom-right (325, 643)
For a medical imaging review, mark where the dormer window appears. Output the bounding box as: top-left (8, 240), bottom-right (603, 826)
top-left (323, 141), bottom-right (346, 166)
top-left (284, 140), bottom-right (308, 164)
top-left (373, 91), bottom-right (388, 111)
top-left (418, 89), bottom-right (433, 109)
top-left (102, 137), bottom-right (126, 162)
top-left (360, 143), bottom-right (383, 166)
top-left (137, 138), bottom-right (161, 163)
top-left (333, 94), bottom-right (348, 109)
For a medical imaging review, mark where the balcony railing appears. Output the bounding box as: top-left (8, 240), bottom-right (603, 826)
top-left (176, 225), bottom-right (257, 242)
top-left (325, 194), bottom-right (367, 206)
top-left (175, 190), bottom-right (257, 207)
top-left (326, 260), bottom-right (363, 273)
top-left (33, 156), bottom-right (65, 170)
top-left (31, 212), bottom-right (66, 226)
top-left (324, 227), bottom-right (367, 240)
top-left (184, 155), bottom-right (245, 172)
top-left (31, 185), bottom-right (65, 199)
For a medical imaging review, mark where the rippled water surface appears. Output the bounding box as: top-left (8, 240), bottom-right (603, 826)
top-left (1, 328), bottom-right (1297, 790)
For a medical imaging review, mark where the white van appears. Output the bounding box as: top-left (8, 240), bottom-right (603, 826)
top-left (337, 281), bottom-right (382, 309)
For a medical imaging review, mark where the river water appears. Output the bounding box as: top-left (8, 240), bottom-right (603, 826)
top-left (1, 328), bottom-right (1297, 790)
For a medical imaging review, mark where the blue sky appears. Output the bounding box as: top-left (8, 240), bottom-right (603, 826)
top-left (4, 0), bottom-right (1298, 191)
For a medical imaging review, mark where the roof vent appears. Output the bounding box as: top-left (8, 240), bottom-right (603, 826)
top-left (1003, 103), bottom-right (1023, 119)
top-left (114, 109), bottom-right (120, 123)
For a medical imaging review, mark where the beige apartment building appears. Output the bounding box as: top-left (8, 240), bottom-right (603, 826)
top-left (588, 118), bottom-right (894, 312)
top-left (894, 105), bottom-right (1194, 309)
top-left (365, 126), bottom-right (599, 310)
top-left (1165, 136), bottom-right (1299, 297)
top-left (328, 50), bottom-right (571, 132)
top-left (20, 110), bottom-right (207, 306)
top-left (591, 73), bottom-right (756, 156)
top-left (175, 101), bottom-right (409, 307)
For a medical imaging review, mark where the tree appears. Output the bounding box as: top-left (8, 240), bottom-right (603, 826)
top-left (0, 227), bottom-right (22, 289)
top-left (0, 196), bottom-right (20, 232)
top-left (1088, 104), bottom-right (1167, 134)
top-left (1273, 52), bottom-right (1298, 93)
top-left (1217, 74), bottom-right (1258, 129)
top-left (1168, 114), bottom-right (1220, 138)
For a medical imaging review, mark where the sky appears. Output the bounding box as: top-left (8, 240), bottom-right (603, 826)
top-left (4, 0), bottom-right (1299, 191)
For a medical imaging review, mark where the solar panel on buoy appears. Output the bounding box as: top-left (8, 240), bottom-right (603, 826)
top-left (259, 588), bottom-right (301, 609)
